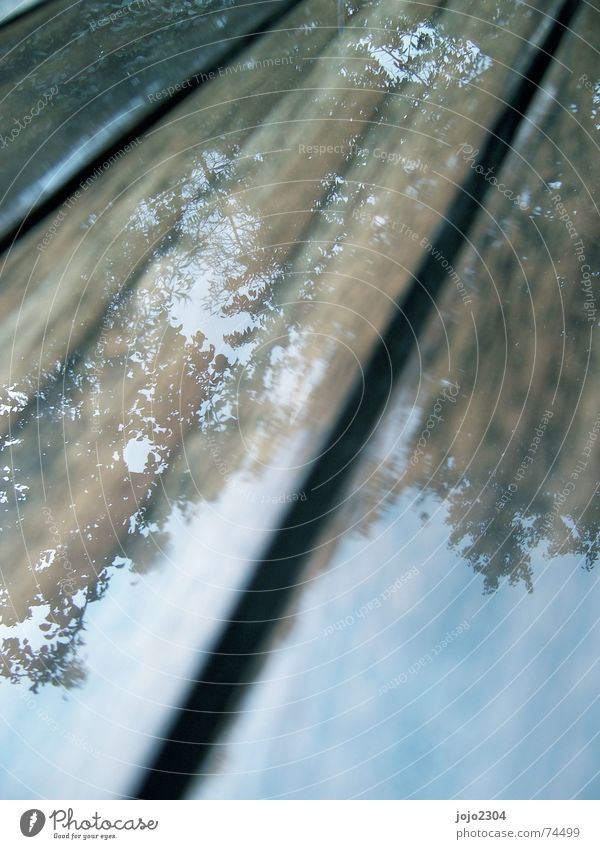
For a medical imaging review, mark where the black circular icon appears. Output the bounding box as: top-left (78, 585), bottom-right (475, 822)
top-left (19, 810), bottom-right (46, 837)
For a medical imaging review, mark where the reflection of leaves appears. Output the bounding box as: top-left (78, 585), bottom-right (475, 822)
top-left (0, 139), bottom-right (309, 689)
top-left (2, 637), bottom-right (87, 693)
top-left (421, 445), bottom-right (597, 594)
top-left (1, 583), bottom-right (96, 691)
top-left (445, 484), bottom-right (535, 594)
top-left (547, 507), bottom-right (600, 572)
top-left (347, 402), bottom-right (598, 596)
top-left (3, 4), bottom-right (583, 695)
top-left (349, 21), bottom-right (492, 91)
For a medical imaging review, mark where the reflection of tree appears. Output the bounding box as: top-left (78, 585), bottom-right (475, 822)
top-left (426, 237), bottom-right (598, 593)
top-left (1, 100), bottom-right (373, 688)
top-left (438, 475), bottom-right (536, 594)
top-left (343, 391), bottom-right (598, 596)
top-left (3, 4), bottom-right (596, 692)
top-left (347, 20), bottom-right (492, 90)
top-left (440, 466), bottom-right (598, 594)
top-left (0, 140), bottom-right (292, 689)
top-left (0, 579), bottom-right (102, 692)
top-left (343, 218), bottom-right (599, 596)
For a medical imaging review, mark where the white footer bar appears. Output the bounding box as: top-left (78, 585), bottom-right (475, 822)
top-left (1, 800), bottom-right (598, 847)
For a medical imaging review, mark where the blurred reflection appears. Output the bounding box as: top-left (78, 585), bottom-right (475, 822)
top-left (190, 4), bottom-right (600, 800)
top-left (1, 0), bottom-right (593, 709)
top-left (0, 0), bottom-right (299, 236)
top-left (0, 0), bottom-right (470, 689)
top-left (0, 144), bottom-right (283, 688)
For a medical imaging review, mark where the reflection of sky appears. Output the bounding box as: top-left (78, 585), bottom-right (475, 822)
top-left (191, 487), bottom-right (600, 800)
top-left (0, 0), bottom-right (39, 23)
top-left (356, 24), bottom-right (492, 88)
top-left (0, 463), bottom-right (300, 798)
top-left (1, 0), bottom-right (596, 803)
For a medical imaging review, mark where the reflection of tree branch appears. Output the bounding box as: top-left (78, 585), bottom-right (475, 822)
top-left (1, 589), bottom-right (93, 690)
